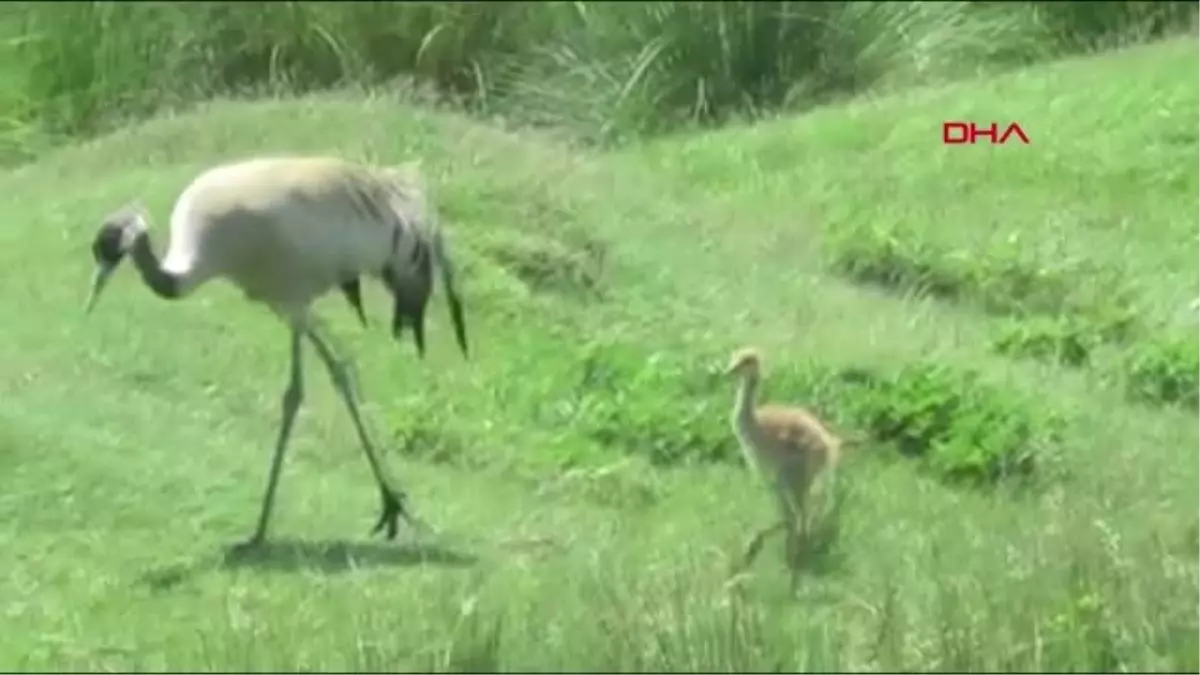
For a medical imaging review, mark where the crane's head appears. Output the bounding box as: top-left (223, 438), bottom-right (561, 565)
top-left (724, 347), bottom-right (763, 379)
top-left (86, 204), bottom-right (148, 313)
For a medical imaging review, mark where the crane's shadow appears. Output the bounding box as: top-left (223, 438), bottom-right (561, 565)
top-left (140, 537), bottom-right (478, 591)
top-left (222, 537), bottom-right (479, 572)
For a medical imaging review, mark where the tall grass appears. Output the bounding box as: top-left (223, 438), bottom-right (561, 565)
top-left (9, 2), bottom-right (565, 135)
top-left (2, 0), bottom-right (1196, 158)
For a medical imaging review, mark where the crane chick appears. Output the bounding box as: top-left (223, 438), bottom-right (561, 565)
top-left (725, 347), bottom-right (844, 590)
top-left (84, 155), bottom-right (469, 548)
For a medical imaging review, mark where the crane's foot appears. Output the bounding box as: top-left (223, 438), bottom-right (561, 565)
top-left (225, 532), bottom-right (268, 562)
top-left (370, 487), bottom-right (429, 540)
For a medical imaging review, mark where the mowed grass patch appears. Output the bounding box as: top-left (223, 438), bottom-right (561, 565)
top-left (0, 40), bottom-right (1196, 672)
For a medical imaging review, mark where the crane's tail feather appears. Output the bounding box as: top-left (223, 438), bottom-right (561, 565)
top-left (380, 220), bottom-right (467, 359)
top-left (432, 229), bottom-right (469, 358)
top-left (339, 279), bottom-right (369, 327)
top-left (391, 307), bottom-right (427, 357)
top-left (383, 234), bottom-right (432, 358)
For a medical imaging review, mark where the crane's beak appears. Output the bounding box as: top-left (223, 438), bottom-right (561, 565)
top-left (85, 263), bottom-right (116, 314)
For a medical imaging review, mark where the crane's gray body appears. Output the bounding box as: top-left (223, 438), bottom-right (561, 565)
top-left (163, 156), bottom-right (429, 319)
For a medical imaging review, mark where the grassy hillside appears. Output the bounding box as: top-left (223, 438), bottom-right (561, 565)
top-left (0, 37), bottom-right (1196, 672)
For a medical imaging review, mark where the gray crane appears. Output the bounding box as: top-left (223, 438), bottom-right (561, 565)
top-left (84, 156), bottom-right (470, 548)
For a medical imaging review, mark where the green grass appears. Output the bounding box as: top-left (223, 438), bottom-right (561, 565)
top-left (0, 37), bottom-right (1196, 671)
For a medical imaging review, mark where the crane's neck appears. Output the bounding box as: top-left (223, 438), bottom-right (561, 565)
top-left (731, 372), bottom-right (768, 475)
top-left (733, 373), bottom-right (760, 430)
top-left (129, 230), bottom-right (184, 300)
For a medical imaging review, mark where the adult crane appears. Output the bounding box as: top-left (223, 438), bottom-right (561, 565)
top-left (84, 156), bottom-right (470, 548)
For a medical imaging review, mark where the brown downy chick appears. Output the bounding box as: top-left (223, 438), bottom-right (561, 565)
top-left (725, 346), bottom-right (846, 589)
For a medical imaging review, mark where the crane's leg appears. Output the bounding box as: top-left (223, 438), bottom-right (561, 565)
top-left (784, 481), bottom-right (810, 595)
top-left (732, 469), bottom-right (805, 581)
top-left (240, 325), bottom-right (305, 548)
top-left (767, 468), bottom-right (810, 593)
top-left (737, 519), bottom-right (787, 572)
top-left (305, 324), bottom-right (417, 540)
top-left (826, 465), bottom-right (842, 517)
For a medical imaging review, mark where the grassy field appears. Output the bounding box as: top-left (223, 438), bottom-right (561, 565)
top-left (0, 34), bottom-right (1196, 672)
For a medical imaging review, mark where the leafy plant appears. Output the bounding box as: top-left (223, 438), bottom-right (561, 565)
top-left (826, 223), bottom-right (1143, 351)
top-left (823, 362), bottom-right (1064, 485)
top-left (826, 226), bottom-right (973, 302)
top-left (990, 316), bottom-right (1100, 367)
top-left (543, 339), bottom-right (837, 468)
top-left (480, 233), bottom-right (607, 299)
top-left (1120, 332), bottom-right (1199, 409)
top-left (558, 342), bottom-right (736, 467)
top-left (550, 337), bottom-right (1062, 486)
